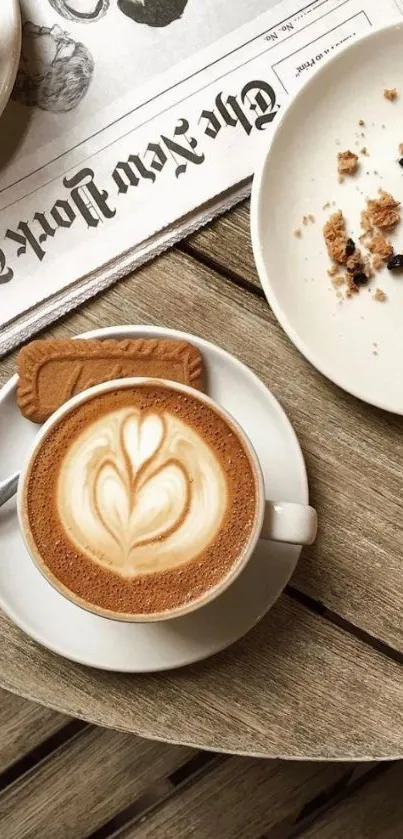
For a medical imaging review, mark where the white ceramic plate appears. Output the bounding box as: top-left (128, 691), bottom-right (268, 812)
top-left (252, 23), bottom-right (403, 414)
top-left (0, 325), bottom-right (308, 672)
top-left (0, 0), bottom-right (20, 120)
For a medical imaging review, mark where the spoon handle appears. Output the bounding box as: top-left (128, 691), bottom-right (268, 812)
top-left (0, 473), bottom-right (20, 507)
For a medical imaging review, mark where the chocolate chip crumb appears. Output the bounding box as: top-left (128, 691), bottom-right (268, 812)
top-left (345, 238), bottom-right (356, 257)
top-left (387, 253), bottom-right (403, 271)
top-left (353, 271), bottom-right (368, 286)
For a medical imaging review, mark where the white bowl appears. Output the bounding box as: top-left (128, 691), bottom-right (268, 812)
top-left (251, 23), bottom-right (403, 414)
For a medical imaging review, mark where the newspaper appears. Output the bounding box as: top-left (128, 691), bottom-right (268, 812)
top-left (1, 0), bottom-right (402, 355)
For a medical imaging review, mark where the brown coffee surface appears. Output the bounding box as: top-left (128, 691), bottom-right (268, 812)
top-left (24, 385), bottom-right (258, 617)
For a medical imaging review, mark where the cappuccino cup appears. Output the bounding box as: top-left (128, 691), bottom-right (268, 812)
top-left (18, 378), bottom-right (317, 622)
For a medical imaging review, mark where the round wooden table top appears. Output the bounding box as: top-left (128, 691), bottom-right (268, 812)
top-left (1, 203), bottom-right (402, 760)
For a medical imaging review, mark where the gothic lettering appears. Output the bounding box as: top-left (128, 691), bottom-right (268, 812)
top-left (63, 168), bottom-right (116, 228)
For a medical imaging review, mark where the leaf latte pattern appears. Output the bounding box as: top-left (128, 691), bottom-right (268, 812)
top-left (58, 408), bottom-right (228, 575)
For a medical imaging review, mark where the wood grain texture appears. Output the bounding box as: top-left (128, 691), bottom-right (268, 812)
top-left (1, 248), bottom-right (402, 757)
top-left (1, 248), bottom-right (401, 654)
top-left (302, 764), bottom-right (403, 838)
top-left (119, 759), bottom-right (347, 839)
top-left (0, 595), bottom-right (401, 760)
top-left (185, 201), bottom-right (258, 287)
top-left (0, 726), bottom-right (193, 839)
top-left (0, 688), bottom-right (68, 773)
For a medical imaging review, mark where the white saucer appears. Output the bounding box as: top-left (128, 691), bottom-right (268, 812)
top-left (252, 23), bottom-right (403, 414)
top-left (0, 325), bottom-right (308, 672)
top-left (0, 1), bottom-right (20, 119)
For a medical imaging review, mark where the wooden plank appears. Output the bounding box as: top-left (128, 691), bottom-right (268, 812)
top-left (302, 764), bottom-right (403, 838)
top-left (1, 248), bottom-right (402, 656)
top-left (185, 200), bottom-right (259, 287)
top-left (0, 250), bottom-right (402, 758)
top-left (0, 688), bottom-right (68, 774)
top-left (119, 759), bottom-right (348, 839)
top-left (0, 594), bottom-right (401, 760)
top-left (0, 726), bottom-right (193, 839)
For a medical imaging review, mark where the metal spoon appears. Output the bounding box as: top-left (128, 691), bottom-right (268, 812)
top-left (0, 472), bottom-right (19, 507)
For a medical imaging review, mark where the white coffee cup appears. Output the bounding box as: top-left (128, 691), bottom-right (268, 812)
top-left (17, 378), bottom-right (317, 621)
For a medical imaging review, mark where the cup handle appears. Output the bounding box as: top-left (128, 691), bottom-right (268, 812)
top-left (261, 501), bottom-right (317, 546)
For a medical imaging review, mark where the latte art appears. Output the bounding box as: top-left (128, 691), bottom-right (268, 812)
top-left (58, 408), bottom-right (228, 575)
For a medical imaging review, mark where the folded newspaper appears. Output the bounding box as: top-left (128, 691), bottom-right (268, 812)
top-left (1, 0), bottom-right (402, 355)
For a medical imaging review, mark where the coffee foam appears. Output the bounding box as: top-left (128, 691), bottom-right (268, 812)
top-left (25, 386), bottom-right (258, 616)
top-left (58, 407), bottom-right (228, 575)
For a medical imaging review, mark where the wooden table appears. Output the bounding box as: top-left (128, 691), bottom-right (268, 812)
top-left (0, 200), bottom-right (402, 762)
top-left (1, 687), bottom-right (402, 839)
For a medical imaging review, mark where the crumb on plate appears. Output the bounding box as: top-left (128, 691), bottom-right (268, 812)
top-left (337, 150), bottom-right (359, 176)
top-left (373, 288), bottom-right (387, 302)
top-left (368, 232), bottom-right (393, 270)
top-left (367, 190), bottom-right (400, 229)
top-left (360, 209), bottom-right (373, 235)
top-left (323, 211), bottom-right (348, 263)
top-left (384, 88), bottom-right (398, 101)
top-left (293, 228), bottom-right (302, 237)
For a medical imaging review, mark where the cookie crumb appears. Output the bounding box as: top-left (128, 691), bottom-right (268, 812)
top-left (293, 228), bottom-right (302, 238)
top-left (368, 233), bottom-right (393, 271)
top-left (384, 87), bottom-right (398, 101)
top-left (337, 150), bottom-right (359, 176)
top-left (360, 146), bottom-right (369, 156)
top-left (327, 264), bottom-right (340, 277)
top-left (302, 214), bottom-right (315, 225)
top-left (367, 190), bottom-right (400, 229)
top-left (372, 254), bottom-right (384, 271)
top-left (331, 275), bottom-right (345, 288)
top-left (346, 251), bottom-right (363, 274)
top-left (399, 143), bottom-right (403, 155)
top-left (360, 209), bottom-right (373, 235)
top-left (323, 211), bottom-right (348, 263)
top-left (322, 201), bottom-right (331, 210)
top-left (373, 288), bottom-right (387, 302)
top-left (338, 174), bottom-right (344, 184)
top-left (345, 278), bottom-right (359, 297)
top-left (358, 119), bottom-right (365, 126)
